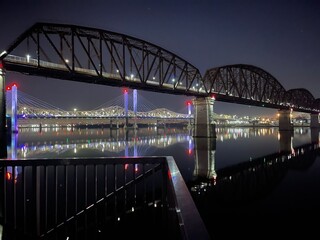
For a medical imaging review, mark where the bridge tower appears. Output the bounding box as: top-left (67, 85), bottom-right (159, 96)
top-left (10, 84), bottom-right (18, 133)
top-left (133, 89), bottom-right (138, 129)
top-left (123, 88), bottom-right (128, 128)
top-left (192, 96), bottom-right (216, 138)
top-left (187, 101), bottom-right (192, 116)
top-left (310, 113), bottom-right (320, 128)
top-left (186, 100), bottom-right (193, 129)
top-left (278, 109), bottom-right (293, 131)
top-left (0, 64), bottom-right (7, 158)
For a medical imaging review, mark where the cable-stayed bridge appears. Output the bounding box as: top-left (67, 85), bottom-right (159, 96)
top-left (5, 87), bottom-right (192, 129)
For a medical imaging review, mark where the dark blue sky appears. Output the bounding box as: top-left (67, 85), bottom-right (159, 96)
top-left (1, 0), bottom-right (320, 116)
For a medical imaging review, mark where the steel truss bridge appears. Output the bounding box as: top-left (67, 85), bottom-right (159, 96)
top-left (0, 22), bottom-right (319, 113)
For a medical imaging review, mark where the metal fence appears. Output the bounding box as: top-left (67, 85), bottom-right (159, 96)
top-left (0, 156), bottom-right (210, 240)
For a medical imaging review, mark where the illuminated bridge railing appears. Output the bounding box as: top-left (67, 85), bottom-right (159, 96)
top-left (0, 157), bottom-right (210, 240)
top-left (4, 55), bottom-right (207, 95)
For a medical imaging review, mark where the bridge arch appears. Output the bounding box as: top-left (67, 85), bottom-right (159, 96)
top-left (313, 98), bottom-right (320, 111)
top-left (203, 64), bottom-right (287, 108)
top-left (285, 88), bottom-right (315, 111)
top-left (0, 22), bottom-right (203, 95)
top-left (0, 22), bottom-right (319, 114)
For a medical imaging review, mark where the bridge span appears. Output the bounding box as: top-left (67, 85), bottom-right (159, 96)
top-left (0, 22), bottom-right (319, 143)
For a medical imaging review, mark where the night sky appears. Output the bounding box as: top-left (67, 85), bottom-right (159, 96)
top-left (1, 0), bottom-right (320, 116)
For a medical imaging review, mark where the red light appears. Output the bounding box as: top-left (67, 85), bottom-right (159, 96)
top-left (123, 88), bottom-right (128, 94)
top-left (188, 149), bottom-right (192, 155)
top-left (186, 101), bottom-right (192, 106)
top-left (6, 86), bottom-right (11, 91)
top-left (211, 94), bottom-right (216, 100)
top-left (6, 172), bottom-right (12, 180)
top-left (12, 83), bottom-right (18, 88)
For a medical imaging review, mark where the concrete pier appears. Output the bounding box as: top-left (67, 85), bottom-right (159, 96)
top-left (279, 130), bottom-right (293, 153)
top-left (278, 109), bottom-right (293, 131)
top-left (310, 113), bottom-right (320, 128)
top-left (193, 97), bottom-right (216, 138)
top-left (193, 137), bottom-right (217, 179)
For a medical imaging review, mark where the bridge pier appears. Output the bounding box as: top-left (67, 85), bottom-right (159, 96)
top-left (193, 137), bottom-right (217, 180)
top-left (0, 66), bottom-right (7, 158)
top-left (311, 128), bottom-right (319, 144)
top-left (310, 113), bottom-right (320, 128)
top-left (192, 97), bottom-right (216, 138)
top-left (278, 109), bottom-right (293, 131)
top-left (279, 130), bottom-right (293, 153)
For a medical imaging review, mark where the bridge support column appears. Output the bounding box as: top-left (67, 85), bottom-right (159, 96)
top-left (279, 130), bottom-right (293, 153)
top-left (0, 66), bottom-right (7, 158)
top-left (11, 84), bottom-right (18, 133)
top-left (124, 89), bottom-right (128, 128)
top-left (310, 113), bottom-right (320, 128)
top-left (311, 128), bottom-right (319, 144)
top-left (192, 97), bottom-right (216, 138)
top-left (193, 137), bottom-right (217, 180)
top-left (278, 109), bottom-right (293, 131)
top-left (133, 89), bottom-right (138, 129)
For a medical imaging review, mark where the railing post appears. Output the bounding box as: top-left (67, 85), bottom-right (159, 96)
top-left (0, 65), bottom-right (7, 158)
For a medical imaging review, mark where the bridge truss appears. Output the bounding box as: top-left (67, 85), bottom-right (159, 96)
top-left (0, 22), bottom-right (319, 114)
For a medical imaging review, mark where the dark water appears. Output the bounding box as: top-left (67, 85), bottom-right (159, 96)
top-left (4, 126), bottom-right (320, 239)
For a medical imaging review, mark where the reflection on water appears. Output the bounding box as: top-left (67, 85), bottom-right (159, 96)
top-left (8, 127), bottom-right (191, 159)
top-left (2, 126), bottom-right (320, 239)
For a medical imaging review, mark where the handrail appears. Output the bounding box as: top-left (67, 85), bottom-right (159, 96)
top-left (0, 156), bottom-right (211, 239)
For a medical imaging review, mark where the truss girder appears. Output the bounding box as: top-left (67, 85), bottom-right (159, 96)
top-left (203, 64), bottom-right (287, 104)
top-left (313, 99), bottom-right (320, 110)
top-left (0, 22), bottom-right (203, 95)
top-left (1, 23), bottom-right (319, 113)
top-left (285, 88), bottom-right (315, 111)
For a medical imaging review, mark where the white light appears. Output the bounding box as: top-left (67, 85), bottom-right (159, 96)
top-left (172, 78), bottom-right (175, 82)
top-left (0, 51), bottom-right (7, 57)
top-left (116, 69), bottom-right (119, 73)
top-left (65, 59), bottom-right (69, 63)
top-left (130, 74), bottom-right (134, 79)
top-left (152, 77), bottom-right (155, 80)
top-left (26, 54), bottom-right (30, 62)
top-left (74, 108), bottom-right (77, 112)
top-left (117, 217), bottom-right (120, 221)
top-left (179, 82), bottom-right (182, 85)
top-left (131, 207), bottom-right (135, 212)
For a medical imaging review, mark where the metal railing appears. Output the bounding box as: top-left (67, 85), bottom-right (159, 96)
top-left (4, 55), bottom-right (206, 94)
top-left (0, 156), bottom-right (210, 239)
